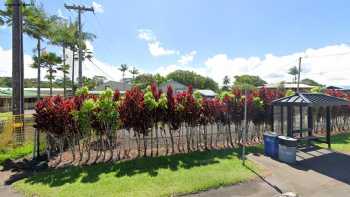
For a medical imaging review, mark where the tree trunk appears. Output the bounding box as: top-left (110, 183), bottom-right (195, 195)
top-left (34, 38), bottom-right (41, 159)
top-left (71, 48), bottom-right (75, 94)
top-left (49, 66), bottom-right (53, 96)
top-left (62, 47), bottom-right (66, 98)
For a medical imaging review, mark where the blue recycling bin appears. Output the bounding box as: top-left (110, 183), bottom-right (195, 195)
top-left (263, 132), bottom-right (279, 158)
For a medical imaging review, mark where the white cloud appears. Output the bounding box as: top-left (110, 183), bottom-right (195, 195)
top-left (92, 1), bottom-right (104, 13)
top-left (0, 46), bottom-right (35, 78)
top-left (2, 42), bottom-right (350, 87)
top-left (85, 40), bottom-right (94, 52)
top-left (57, 9), bottom-right (67, 19)
top-left (0, 44), bottom-right (125, 82)
top-left (147, 41), bottom-right (178, 57)
top-left (137, 29), bottom-right (178, 57)
top-left (156, 44), bottom-right (350, 86)
top-left (137, 29), bottom-right (156, 42)
top-left (178, 50), bottom-right (197, 65)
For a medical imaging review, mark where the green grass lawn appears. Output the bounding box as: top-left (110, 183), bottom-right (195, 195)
top-left (0, 143), bottom-right (33, 165)
top-left (317, 132), bottom-right (350, 153)
top-left (14, 147), bottom-right (262, 197)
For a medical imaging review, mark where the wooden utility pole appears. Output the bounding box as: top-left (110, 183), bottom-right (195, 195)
top-left (8, 0), bottom-right (24, 117)
top-left (297, 57), bottom-right (302, 93)
top-left (6, 0), bottom-right (31, 145)
top-left (64, 4), bottom-right (94, 88)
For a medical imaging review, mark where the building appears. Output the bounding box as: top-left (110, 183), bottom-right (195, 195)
top-left (94, 81), bottom-right (132, 92)
top-left (195, 89), bottom-right (217, 99)
top-left (0, 88), bottom-right (72, 113)
top-left (159, 80), bottom-right (217, 98)
top-left (159, 79), bottom-right (188, 93)
top-left (326, 86), bottom-right (343, 90)
top-left (261, 83), bottom-right (315, 92)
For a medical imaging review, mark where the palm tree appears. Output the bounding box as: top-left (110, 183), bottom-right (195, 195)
top-left (48, 16), bottom-right (95, 95)
top-left (2, 2), bottom-right (52, 158)
top-left (129, 66), bottom-right (139, 80)
top-left (57, 63), bottom-right (70, 97)
top-left (2, 2), bottom-right (50, 98)
top-left (119, 64), bottom-right (128, 82)
top-left (40, 52), bottom-right (62, 96)
top-left (48, 17), bottom-right (76, 97)
top-left (222, 75), bottom-right (230, 91)
top-left (288, 66), bottom-right (299, 83)
top-left (0, 11), bottom-right (5, 26)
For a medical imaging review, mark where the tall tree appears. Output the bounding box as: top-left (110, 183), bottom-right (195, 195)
top-left (2, 2), bottom-right (51, 99)
top-left (133, 74), bottom-right (157, 89)
top-left (48, 16), bottom-right (75, 97)
top-left (92, 75), bottom-right (107, 87)
top-left (222, 75), bottom-right (231, 91)
top-left (57, 63), bottom-right (70, 97)
top-left (233, 75), bottom-right (266, 87)
top-left (154, 73), bottom-right (166, 86)
top-left (129, 66), bottom-right (139, 80)
top-left (40, 52), bottom-right (62, 96)
top-left (119, 64), bottom-right (129, 81)
top-left (301, 78), bottom-right (323, 87)
top-left (82, 76), bottom-right (97, 90)
top-left (288, 66), bottom-right (299, 83)
top-left (166, 70), bottom-right (219, 91)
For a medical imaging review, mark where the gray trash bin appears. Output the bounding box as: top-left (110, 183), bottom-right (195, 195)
top-left (278, 136), bottom-right (297, 163)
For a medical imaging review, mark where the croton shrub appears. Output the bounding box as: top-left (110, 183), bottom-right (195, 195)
top-left (33, 85), bottom-right (350, 162)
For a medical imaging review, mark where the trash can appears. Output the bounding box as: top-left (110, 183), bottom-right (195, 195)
top-left (278, 136), bottom-right (297, 163)
top-left (263, 132), bottom-right (279, 158)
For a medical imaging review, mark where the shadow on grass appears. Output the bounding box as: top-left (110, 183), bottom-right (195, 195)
top-left (330, 132), bottom-right (350, 145)
top-left (21, 146), bottom-right (263, 187)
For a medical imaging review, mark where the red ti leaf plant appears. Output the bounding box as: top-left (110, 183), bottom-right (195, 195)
top-left (33, 83), bottom-right (350, 166)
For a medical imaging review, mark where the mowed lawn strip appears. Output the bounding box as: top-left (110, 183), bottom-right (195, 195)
top-left (14, 148), bottom-right (262, 197)
top-left (0, 143), bottom-right (33, 166)
top-left (317, 132), bottom-right (350, 153)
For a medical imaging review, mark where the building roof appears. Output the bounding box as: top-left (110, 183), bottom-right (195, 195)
top-left (326, 86), bottom-right (343, 90)
top-left (195, 89), bottom-right (217, 97)
top-left (262, 83), bottom-right (315, 89)
top-left (272, 92), bottom-right (349, 107)
top-left (159, 80), bottom-right (187, 92)
top-left (94, 81), bottom-right (132, 91)
top-left (89, 90), bottom-right (126, 95)
top-left (0, 88), bottom-right (51, 98)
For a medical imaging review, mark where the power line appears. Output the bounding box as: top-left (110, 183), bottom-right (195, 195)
top-left (64, 3), bottom-right (94, 88)
top-left (91, 14), bottom-right (120, 61)
top-left (87, 59), bottom-right (115, 80)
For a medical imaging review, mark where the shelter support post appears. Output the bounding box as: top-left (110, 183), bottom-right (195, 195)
top-left (281, 106), bottom-right (284, 135)
top-left (326, 106), bottom-right (331, 149)
top-left (307, 107), bottom-right (313, 137)
top-left (287, 106), bottom-right (293, 137)
top-left (271, 105), bottom-right (274, 132)
top-left (299, 106), bottom-right (303, 137)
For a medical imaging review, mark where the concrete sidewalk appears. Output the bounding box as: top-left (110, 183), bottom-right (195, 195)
top-left (187, 148), bottom-right (350, 197)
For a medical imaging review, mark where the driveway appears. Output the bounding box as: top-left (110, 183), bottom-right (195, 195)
top-left (187, 147), bottom-right (350, 197)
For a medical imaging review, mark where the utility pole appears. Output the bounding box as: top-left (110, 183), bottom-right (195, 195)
top-left (7, 0), bottom-right (23, 117)
top-left (64, 4), bottom-right (94, 88)
top-left (297, 57), bottom-right (302, 93)
top-left (6, 0), bottom-right (25, 145)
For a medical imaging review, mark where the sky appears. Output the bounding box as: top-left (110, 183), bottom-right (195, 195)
top-left (1, 0), bottom-right (350, 86)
